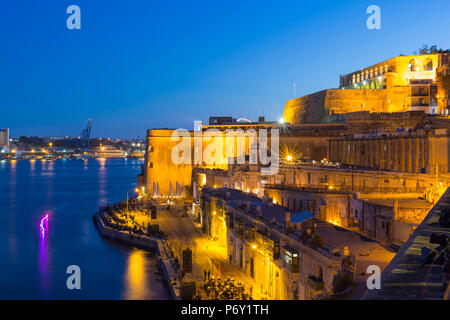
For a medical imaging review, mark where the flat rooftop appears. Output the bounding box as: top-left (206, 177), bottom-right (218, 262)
top-left (361, 198), bottom-right (431, 210)
top-left (315, 221), bottom-right (397, 299)
top-left (363, 188), bottom-right (450, 300)
top-left (201, 187), bottom-right (260, 202)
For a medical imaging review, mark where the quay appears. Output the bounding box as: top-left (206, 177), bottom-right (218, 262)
top-left (93, 200), bottom-right (182, 300)
top-left (93, 197), bottom-right (255, 300)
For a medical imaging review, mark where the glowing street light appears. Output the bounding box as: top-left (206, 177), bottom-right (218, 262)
top-left (279, 117), bottom-right (285, 124)
top-left (286, 155), bottom-right (293, 162)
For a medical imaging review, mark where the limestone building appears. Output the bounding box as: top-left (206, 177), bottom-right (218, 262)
top-left (0, 128), bottom-right (9, 150)
top-left (283, 52), bottom-right (450, 124)
top-left (142, 120), bottom-right (346, 197)
top-left (328, 128), bottom-right (450, 175)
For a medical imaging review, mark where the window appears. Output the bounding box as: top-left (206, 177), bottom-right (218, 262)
top-left (424, 59), bottom-right (433, 71)
top-left (409, 59), bottom-right (417, 72)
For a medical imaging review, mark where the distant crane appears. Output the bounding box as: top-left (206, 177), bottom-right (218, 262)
top-left (79, 119), bottom-right (93, 158)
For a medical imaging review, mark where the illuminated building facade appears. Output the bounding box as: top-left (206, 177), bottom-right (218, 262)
top-left (328, 128), bottom-right (450, 174)
top-left (0, 128), bottom-right (10, 152)
top-left (283, 52), bottom-right (450, 124)
top-left (199, 187), bottom-right (344, 300)
top-left (142, 121), bottom-right (343, 197)
top-left (194, 164), bottom-right (436, 243)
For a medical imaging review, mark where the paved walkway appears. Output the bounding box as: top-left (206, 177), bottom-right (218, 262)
top-left (143, 202), bottom-right (259, 299)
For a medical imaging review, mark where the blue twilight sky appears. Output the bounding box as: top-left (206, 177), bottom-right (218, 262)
top-left (1, 0), bottom-right (449, 138)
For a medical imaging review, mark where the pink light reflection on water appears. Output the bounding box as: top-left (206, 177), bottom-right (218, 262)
top-left (39, 213), bottom-right (50, 296)
top-left (40, 214), bottom-right (49, 239)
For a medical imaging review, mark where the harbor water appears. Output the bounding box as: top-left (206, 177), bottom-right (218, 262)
top-left (0, 158), bottom-right (168, 299)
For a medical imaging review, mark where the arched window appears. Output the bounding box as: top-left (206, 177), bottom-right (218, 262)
top-left (380, 66), bottom-right (384, 75)
top-left (424, 59), bottom-right (433, 71)
top-left (409, 59), bottom-right (417, 72)
top-left (357, 74), bottom-right (360, 83)
top-left (352, 75), bottom-right (356, 84)
top-left (374, 67), bottom-right (379, 76)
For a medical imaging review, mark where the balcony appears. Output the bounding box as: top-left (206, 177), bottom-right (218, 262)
top-left (307, 275), bottom-right (324, 291)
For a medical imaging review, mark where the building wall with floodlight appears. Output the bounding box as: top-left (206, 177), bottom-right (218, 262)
top-left (284, 53), bottom-right (449, 124)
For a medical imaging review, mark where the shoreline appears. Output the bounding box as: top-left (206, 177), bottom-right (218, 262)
top-left (93, 211), bottom-right (182, 300)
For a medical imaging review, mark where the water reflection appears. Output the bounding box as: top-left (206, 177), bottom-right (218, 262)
top-left (8, 159), bottom-right (17, 264)
top-left (39, 214), bottom-right (51, 297)
top-left (0, 158), bottom-right (164, 299)
top-left (30, 159), bottom-right (36, 172)
top-left (123, 248), bottom-right (151, 300)
top-left (98, 158), bottom-right (107, 205)
top-left (10, 159), bottom-right (16, 170)
top-left (98, 158), bottom-right (106, 171)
